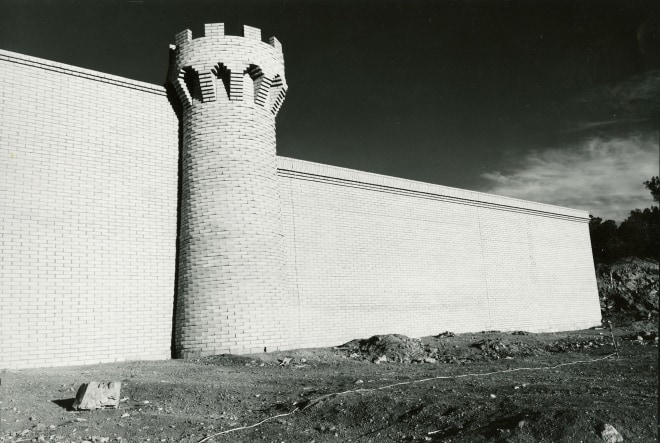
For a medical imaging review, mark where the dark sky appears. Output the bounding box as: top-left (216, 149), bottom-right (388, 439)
top-left (1, 0), bottom-right (658, 220)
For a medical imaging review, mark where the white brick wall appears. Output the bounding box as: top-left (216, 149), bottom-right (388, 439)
top-left (0, 31), bottom-right (602, 367)
top-left (0, 49), bottom-right (179, 369)
top-left (277, 158), bottom-right (601, 349)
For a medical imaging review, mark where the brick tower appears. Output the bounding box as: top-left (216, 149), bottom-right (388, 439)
top-left (168, 24), bottom-right (288, 358)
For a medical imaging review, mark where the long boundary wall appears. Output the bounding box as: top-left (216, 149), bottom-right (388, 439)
top-left (0, 48), bottom-right (601, 368)
top-left (277, 158), bottom-right (601, 350)
top-left (0, 50), bottom-right (179, 369)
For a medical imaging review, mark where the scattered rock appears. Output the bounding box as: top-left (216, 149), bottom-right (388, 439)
top-left (546, 336), bottom-right (609, 353)
top-left (600, 423), bottom-right (624, 442)
top-left (316, 424), bottom-right (337, 433)
top-left (471, 338), bottom-right (540, 358)
top-left (72, 382), bottom-right (121, 410)
top-left (337, 329), bottom-right (617, 365)
top-left (278, 357), bottom-right (292, 366)
top-left (626, 331), bottom-right (658, 344)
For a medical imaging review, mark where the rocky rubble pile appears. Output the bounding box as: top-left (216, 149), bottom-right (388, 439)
top-left (596, 258), bottom-right (659, 323)
top-left (338, 331), bottom-right (619, 364)
top-left (341, 334), bottom-right (427, 363)
top-left (545, 335), bottom-right (610, 353)
top-left (470, 338), bottom-right (541, 359)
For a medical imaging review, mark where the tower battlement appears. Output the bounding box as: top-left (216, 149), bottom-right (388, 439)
top-left (168, 23), bottom-right (287, 115)
top-left (174, 24), bottom-right (282, 49)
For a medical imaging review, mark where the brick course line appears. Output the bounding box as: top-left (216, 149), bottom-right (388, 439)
top-left (0, 49), bottom-right (166, 95)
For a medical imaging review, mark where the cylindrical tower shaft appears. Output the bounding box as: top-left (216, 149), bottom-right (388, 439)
top-left (168, 23), bottom-right (288, 358)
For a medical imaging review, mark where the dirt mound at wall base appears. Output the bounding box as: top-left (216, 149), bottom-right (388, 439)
top-left (341, 334), bottom-right (427, 363)
top-left (338, 331), bottom-right (616, 364)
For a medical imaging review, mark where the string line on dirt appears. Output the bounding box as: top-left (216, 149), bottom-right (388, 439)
top-left (196, 352), bottom-right (617, 443)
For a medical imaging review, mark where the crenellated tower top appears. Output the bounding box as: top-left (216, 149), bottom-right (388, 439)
top-left (168, 23), bottom-right (287, 116)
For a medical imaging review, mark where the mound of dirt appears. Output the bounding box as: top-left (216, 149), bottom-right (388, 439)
top-left (341, 334), bottom-right (426, 363)
top-left (596, 257), bottom-right (659, 324)
top-left (338, 330), bottom-right (618, 365)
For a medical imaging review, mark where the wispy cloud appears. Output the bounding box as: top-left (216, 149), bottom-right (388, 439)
top-left (483, 70), bottom-right (660, 222)
top-left (576, 69), bottom-right (660, 112)
top-left (481, 134), bottom-right (658, 222)
top-left (608, 69), bottom-right (660, 113)
top-left (563, 70), bottom-right (660, 135)
top-left (561, 118), bottom-right (650, 134)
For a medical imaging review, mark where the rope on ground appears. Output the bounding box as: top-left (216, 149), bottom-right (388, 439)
top-left (197, 352), bottom-right (617, 442)
top-left (195, 410), bottom-right (299, 442)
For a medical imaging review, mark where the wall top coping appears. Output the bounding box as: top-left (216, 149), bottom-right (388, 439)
top-left (0, 48), bottom-right (590, 222)
top-left (277, 156), bottom-right (590, 221)
top-left (0, 48), bottom-right (166, 95)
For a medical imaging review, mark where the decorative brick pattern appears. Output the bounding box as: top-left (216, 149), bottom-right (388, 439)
top-left (0, 49), bottom-right (178, 369)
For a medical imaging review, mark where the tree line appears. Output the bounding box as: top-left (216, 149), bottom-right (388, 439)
top-left (589, 176), bottom-right (660, 264)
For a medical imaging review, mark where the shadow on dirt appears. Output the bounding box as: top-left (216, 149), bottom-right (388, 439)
top-left (397, 404), bottom-right (425, 422)
top-left (478, 410), bottom-right (541, 439)
top-left (427, 409), bottom-right (542, 441)
top-left (200, 354), bottom-right (257, 366)
top-left (357, 403), bottom-right (427, 438)
top-left (52, 398), bottom-right (75, 411)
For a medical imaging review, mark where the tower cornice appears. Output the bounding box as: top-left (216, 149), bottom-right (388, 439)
top-left (167, 23), bottom-right (287, 115)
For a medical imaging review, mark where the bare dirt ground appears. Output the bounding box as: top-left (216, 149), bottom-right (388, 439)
top-left (1, 322), bottom-right (657, 443)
